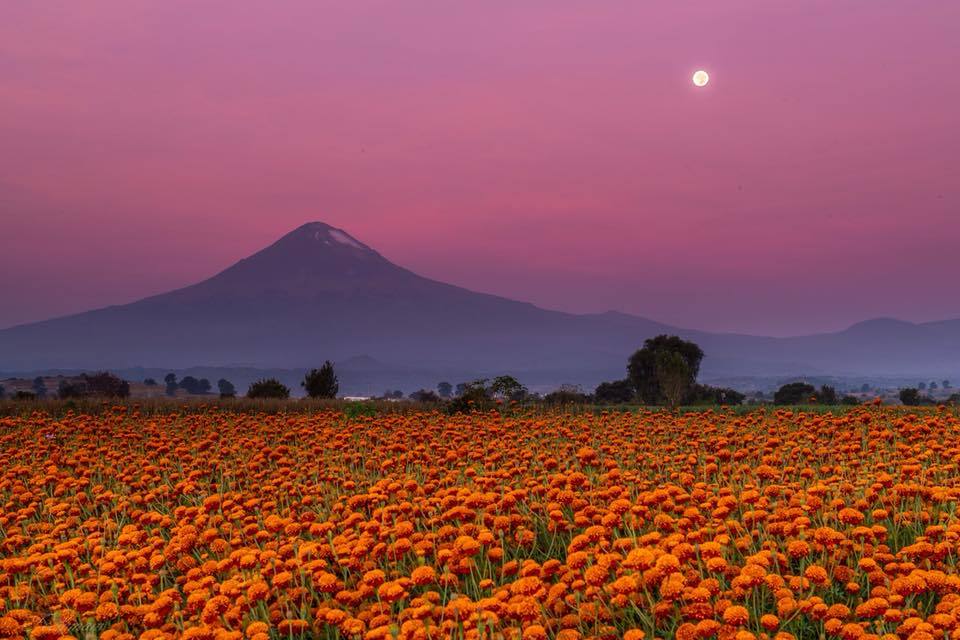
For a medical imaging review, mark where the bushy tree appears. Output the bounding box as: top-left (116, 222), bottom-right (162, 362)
top-left (628, 335), bottom-right (703, 404)
top-left (543, 385), bottom-right (590, 406)
top-left (841, 395), bottom-right (860, 405)
top-left (686, 384), bottom-right (745, 406)
top-left (164, 373), bottom-right (178, 397)
top-left (0, 383), bottom-right (5, 399)
top-left (918, 382), bottom-right (927, 390)
top-left (32, 377), bottom-right (47, 399)
top-left (84, 372), bottom-right (131, 398)
top-left (943, 380), bottom-right (951, 389)
top-left (594, 379), bottom-right (635, 404)
top-left (302, 361), bottom-right (339, 399)
top-left (774, 382), bottom-right (816, 405)
top-left (816, 385), bottom-right (838, 405)
top-left (490, 375), bottom-right (528, 402)
top-left (144, 378), bottom-right (158, 386)
top-left (446, 379), bottom-right (492, 413)
top-left (409, 389), bottom-right (440, 402)
top-left (179, 376), bottom-right (212, 395)
top-left (246, 378), bottom-right (290, 399)
top-left (899, 388), bottom-right (922, 406)
top-left (436, 381), bottom-right (453, 398)
top-left (655, 351), bottom-right (690, 408)
top-left (217, 378), bottom-right (236, 398)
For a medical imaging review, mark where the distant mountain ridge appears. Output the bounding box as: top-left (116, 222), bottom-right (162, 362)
top-left (1, 222), bottom-right (958, 385)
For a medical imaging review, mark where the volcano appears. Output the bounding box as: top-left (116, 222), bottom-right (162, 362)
top-left (2, 222), bottom-right (959, 382)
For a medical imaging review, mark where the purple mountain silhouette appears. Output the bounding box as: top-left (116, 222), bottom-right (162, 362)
top-left (1, 222), bottom-right (958, 379)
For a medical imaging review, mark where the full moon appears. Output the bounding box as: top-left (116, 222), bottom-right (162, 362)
top-left (692, 70), bottom-right (709, 87)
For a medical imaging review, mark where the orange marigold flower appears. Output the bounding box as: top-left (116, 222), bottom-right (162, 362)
top-left (723, 605), bottom-right (750, 626)
top-left (410, 565), bottom-right (437, 586)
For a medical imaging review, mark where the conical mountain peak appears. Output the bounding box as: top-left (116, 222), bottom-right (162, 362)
top-left (193, 221), bottom-right (410, 295)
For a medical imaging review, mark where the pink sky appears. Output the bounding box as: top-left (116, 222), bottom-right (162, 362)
top-left (1, 1), bottom-right (958, 335)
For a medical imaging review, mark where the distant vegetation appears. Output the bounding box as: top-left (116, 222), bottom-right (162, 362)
top-left (899, 387), bottom-right (934, 406)
top-left (56, 371), bottom-right (131, 399)
top-left (2, 336), bottom-right (955, 410)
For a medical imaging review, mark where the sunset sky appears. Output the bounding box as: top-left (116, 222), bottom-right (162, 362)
top-left (2, 1), bottom-right (958, 335)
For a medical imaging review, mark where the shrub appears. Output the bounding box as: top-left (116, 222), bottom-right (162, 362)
top-left (774, 382), bottom-right (816, 405)
top-left (594, 379), bottom-right (635, 404)
top-left (247, 378), bottom-right (290, 399)
top-left (409, 389), bottom-right (440, 402)
top-left (899, 388), bottom-right (933, 406)
top-left (543, 385), bottom-right (590, 406)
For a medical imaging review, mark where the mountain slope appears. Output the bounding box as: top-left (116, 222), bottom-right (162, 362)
top-left (1, 222), bottom-right (958, 379)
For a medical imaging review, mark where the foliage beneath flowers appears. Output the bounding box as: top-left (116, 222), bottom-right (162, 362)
top-left (2, 406), bottom-right (960, 640)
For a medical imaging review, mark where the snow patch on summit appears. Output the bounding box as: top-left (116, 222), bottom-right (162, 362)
top-left (328, 229), bottom-right (364, 249)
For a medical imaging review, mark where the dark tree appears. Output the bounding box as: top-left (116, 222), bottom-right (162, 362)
top-left (83, 371), bottom-right (131, 398)
top-left (14, 391), bottom-right (36, 400)
top-left (899, 388), bottom-right (922, 406)
top-left (594, 379), bottom-right (635, 404)
top-left (943, 380), bottom-right (951, 389)
top-left (144, 378), bottom-right (158, 386)
top-left (455, 383), bottom-right (468, 397)
top-left (246, 378), bottom-right (290, 399)
top-left (627, 335), bottom-right (704, 404)
top-left (929, 381), bottom-right (938, 391)
top-left (490, 375), bottom-right (528, 401)
top-left (445, 380), bottom-right (492, 413)
top-left (179, 376), bottom-right (203, 394)
top-left (58, 379), bottom-right (89, 399)
top-left (686, 384), bottom-right (745, 406)
top-left (302, 361), bottom-right (339, 399)
top-left (948, 393), bottom-right (960, 405)
top-left (841, 395), bottom-right (861, 405)
top-left (0, 383), bottom-right (5, 399)
top-left (164, 373), bottom-right (178, 397)
top-left (860, 383), bottom-right (871, 392)
top-left (918, 382), bottom-right (927, 390)
top-left (436, 381), bottom-right (453, 399)
top-left (773, 382), bottom-right (817, 405)
top-left (815, 385), bottom-right (838, 405)
top-left (655, 351), bottom-right (690, 408)
top-left (32, 376), bottom-right (47, 399)
top-left (543, 385), bottom-right (590, 406)
top-left (217, 378), bottom-right (236, 398)
top-left (409, 389), bottom-right (440, 402)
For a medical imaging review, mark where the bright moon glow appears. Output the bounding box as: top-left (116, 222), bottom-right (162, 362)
top-left (692, 70), bottom-right (709, 87)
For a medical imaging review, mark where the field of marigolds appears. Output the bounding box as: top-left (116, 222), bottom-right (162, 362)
top-left (3, 406), bottom-right (960, 640)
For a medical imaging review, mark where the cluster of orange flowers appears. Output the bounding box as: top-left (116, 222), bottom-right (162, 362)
top-left (2, 406), bottom-right (960, 640)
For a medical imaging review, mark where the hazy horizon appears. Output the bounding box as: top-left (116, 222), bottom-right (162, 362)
top-left (2, 1), bottom-right (958, 335)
